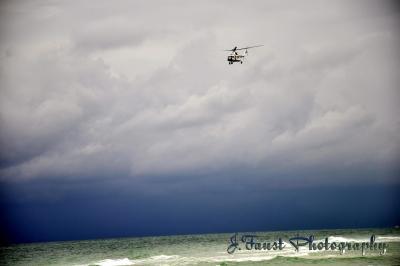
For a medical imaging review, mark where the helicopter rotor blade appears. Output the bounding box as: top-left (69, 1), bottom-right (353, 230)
top-left (224, 45), bottom-right (263, 52)
top-left (235, 45), bottom-right (264, 51)
top-left (223, 46), bottom-right (238, 52)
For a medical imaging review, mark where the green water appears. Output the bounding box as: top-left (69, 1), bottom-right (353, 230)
top-left (1, 228), bottom-right (399, 265)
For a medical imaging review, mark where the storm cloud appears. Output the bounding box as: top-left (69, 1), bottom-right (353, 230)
top-left (0, 0), bottom-right (399, 184)
top-left (1, 0), bottom-right (400, 244)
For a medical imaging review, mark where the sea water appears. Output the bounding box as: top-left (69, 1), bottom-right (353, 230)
top-left (1, 228), bottom-right (399, 265)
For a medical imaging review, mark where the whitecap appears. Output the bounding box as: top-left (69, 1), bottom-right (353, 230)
top-left (92, 258), bottom-right (134, 266)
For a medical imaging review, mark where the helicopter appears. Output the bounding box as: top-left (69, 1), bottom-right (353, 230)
top-left (225, 45), bottom-right (263, 64)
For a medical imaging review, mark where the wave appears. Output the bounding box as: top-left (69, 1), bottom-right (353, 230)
top-left (85, 255), bottom-right (181, 266)
top-left (310, 235), bottom-right (400, 243)
top-left (80, 234), bottom-right (399, 265)
top-left (89, 258), bottom-right (134, 266)
top-left (83, 248), bottom-right (388, 266)
top-left (84, 252), bottom-right (389, 266)
top-left (376, 236), bottom-right (400, 242)
top-left (84, 254), bottom-right (303, 266)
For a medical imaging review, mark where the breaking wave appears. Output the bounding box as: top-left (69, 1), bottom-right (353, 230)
top-left (78, 234), bottom-right (399, 266)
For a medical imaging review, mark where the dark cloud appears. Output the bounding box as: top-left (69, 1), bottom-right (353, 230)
top-left (0, 0), bottom-right (399, 185)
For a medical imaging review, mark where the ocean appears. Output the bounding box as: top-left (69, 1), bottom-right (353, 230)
top-left (1, 228), bottom-right (399, 265)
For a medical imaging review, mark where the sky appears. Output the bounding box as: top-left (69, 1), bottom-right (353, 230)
top-left (0, 0), bottom-right (399, 244)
